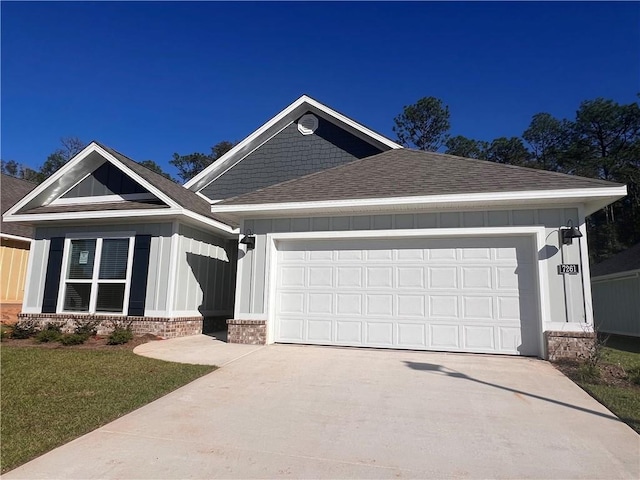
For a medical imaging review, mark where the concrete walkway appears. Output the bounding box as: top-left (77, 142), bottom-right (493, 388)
top-left (133, 333), bottom-right (264, 366)
top-left (5, 341), bottom-right (639, 479)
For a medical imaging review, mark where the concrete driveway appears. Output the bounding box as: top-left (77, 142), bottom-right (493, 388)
top-left (5, 342), bottom-right (639, 479)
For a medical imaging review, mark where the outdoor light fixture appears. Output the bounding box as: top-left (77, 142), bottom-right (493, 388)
top-left (240, 229), bottom-right (256, 250)
top-left (560, 220), bottom-right (583, 245)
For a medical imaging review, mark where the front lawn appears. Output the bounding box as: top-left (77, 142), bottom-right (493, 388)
top-left (556, 335), bottom-right (640, 433)
top-left (1, 346), bottom-right (215, 473)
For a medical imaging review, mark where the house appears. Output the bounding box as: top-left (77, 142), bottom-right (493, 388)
top-left (1, 174), bottom-right (36, 324)
top-left (3, 95), bottom-right (627, 359)
top-left (590, 243), bottom-right (640, 337)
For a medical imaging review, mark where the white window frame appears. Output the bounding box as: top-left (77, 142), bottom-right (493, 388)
top-left (57, 232), bottom-right (136, 315)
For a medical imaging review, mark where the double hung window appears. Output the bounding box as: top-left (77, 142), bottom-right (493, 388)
top-left (60, 236), bottom-right (134, 314)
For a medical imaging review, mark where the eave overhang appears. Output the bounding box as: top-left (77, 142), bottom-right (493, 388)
top-left (210, 186), bottom-right (628, 222)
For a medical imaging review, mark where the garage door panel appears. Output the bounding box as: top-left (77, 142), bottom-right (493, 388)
top-left (462, 296), bottom-right (493, 319)
top-left (336, 294), bottom-right (362, 315)
top-left (429, 295), bottom-right (458, 318)
top-left (429, 267), bottom-right (457, 288)
top-left (461, 267), bottom-right (493, 289)
top-left (278, 318), bottom-right (304, 340)
top-left (366, 294), bottom-right (393, 316)
top-left (275, 236), bottom-right (539, 356)
top-left (280, 267), bottom-right (305, 287)
top-left (397, 323), bottom-right (426, 347)
top-left (463, 325), bottom-right (495, 350)
top-left (397, 267), bottom-right (424, 288)
top-left (336, 321), bottom-right (362, 343)
top-left (497, 296), bottom-right (520, 320)
top-left (308, 293), bottom-right (332, 314)
top-left (397, 295), bottom-right (425, 316)
top-left (279, 293), bottom-right (304, 314)
top-left (366, 267), bottom-right (393, 288)
top-left (308, 320), bottom-right (332, 342)
top-left (366, 322), bottom-right (394, 345)
top-left (499, 326), bottom-right (522, 352)
top-left (308, 267), bottom-right (332, 287)
top-left (430, 324), bottom-right (460, 348)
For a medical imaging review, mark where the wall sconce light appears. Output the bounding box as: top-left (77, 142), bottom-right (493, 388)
top-left (560, 220), bottom-right (583, 245)
top-left (240, 229), bottom-right (255, 250)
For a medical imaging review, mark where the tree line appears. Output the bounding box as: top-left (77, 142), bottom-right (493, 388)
top-left (393, 96), bottom-right (640, 263)
top-left (3, 95), bottom-right (638, 263)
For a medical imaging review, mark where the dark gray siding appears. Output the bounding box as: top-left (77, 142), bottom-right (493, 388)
top-left (200, 115), bottom-right (383, 200)
top-left (62, 162), bottom-right (149, 198)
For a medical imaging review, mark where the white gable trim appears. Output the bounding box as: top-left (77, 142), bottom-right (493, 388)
top-left (210, 186), bottom-right (628, 218)
top-left (4, 143), bottom-right (179, 216)
top-left (184, 95), bottom-right (402, 192)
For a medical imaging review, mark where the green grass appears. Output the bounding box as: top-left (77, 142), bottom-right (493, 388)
top-left (1, 346), bottom-right (215, 473)
top-left (573, 335), bottom-right (640, 433)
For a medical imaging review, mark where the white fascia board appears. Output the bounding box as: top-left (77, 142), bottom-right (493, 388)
top-left (0, 233), bottom-right (33, 243)
top-left (5, 208), bottom-right (238, 237)
top-left (4, 142), bottom-right (102, 216)
top-left (211, 186), bottom-right (628, 217)
top-left (4, 208), bottom-right (184, 224)
top-left (184, 95), bottom-right (402, 192)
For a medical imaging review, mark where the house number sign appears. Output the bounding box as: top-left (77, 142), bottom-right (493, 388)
top-left (557, 264), bottom-right (579, 275)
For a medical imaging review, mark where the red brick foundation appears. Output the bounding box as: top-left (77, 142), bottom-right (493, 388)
top-left (17, 313), bottom-right (203, 339)
top-left (227, 319), bottom-right (266, 345)
top-left (545, 331), bottom-right (595, 361)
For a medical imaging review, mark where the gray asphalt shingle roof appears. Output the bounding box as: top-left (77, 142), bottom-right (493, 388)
top-left (217, 149), bottom-right (622, 206)
top-left (1, 174), bottom-right (36, 239)
top-left (591, 243), bottom-right (640, 277)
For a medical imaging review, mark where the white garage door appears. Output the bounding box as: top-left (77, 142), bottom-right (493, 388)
top-left (274, 236), bottom-right (540, 355)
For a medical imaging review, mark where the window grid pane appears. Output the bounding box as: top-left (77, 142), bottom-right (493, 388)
top-left (99, 239), bottom-right (129, 280)
top-left (96, 283), bottom-right (126, 312)
top-left (63, 283), bottom-right (91, 311)
top-left (67, 239), bottom-right (96, 280)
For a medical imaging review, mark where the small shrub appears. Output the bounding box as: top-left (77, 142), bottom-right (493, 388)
top-left (60, 333), bottom-right (89, 346)
top-left (108, 328), bottom-right (133, 345)
top-left (36, 328), bottom-right (62, 343)
top-left (11, 319), bottom-right (39, 339)
top-left (73, 318), bottom-right (101, 337)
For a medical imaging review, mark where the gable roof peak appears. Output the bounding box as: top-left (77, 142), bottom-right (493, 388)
top-left (183, 95), bottom-right (402, 192)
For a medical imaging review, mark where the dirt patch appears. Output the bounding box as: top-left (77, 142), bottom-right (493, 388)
top-left (554, 360), bottom-right (640, 390)
top-left (0, 334), bottom-right (162, 351)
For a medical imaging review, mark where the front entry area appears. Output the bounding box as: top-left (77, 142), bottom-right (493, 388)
top-left (274, 236), bottom-right (540, 356)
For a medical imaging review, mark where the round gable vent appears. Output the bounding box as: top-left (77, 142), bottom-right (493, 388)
top-left (297, 114), bottom-right (319, 135)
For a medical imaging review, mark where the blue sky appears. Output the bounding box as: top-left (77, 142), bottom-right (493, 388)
top-left (2, 1), bottom-right (638, 180)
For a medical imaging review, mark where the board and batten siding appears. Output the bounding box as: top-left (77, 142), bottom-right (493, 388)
top-left (25, 223), bottom-right (173, 314)
top-left (0, 238), bottom-right (30, 303)
top-left (173, 224), bottom-right (237, 316)
top-left (592, 272), bottom-right (640, 337)
top-left (238, 208), bottom-right (585, 327)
